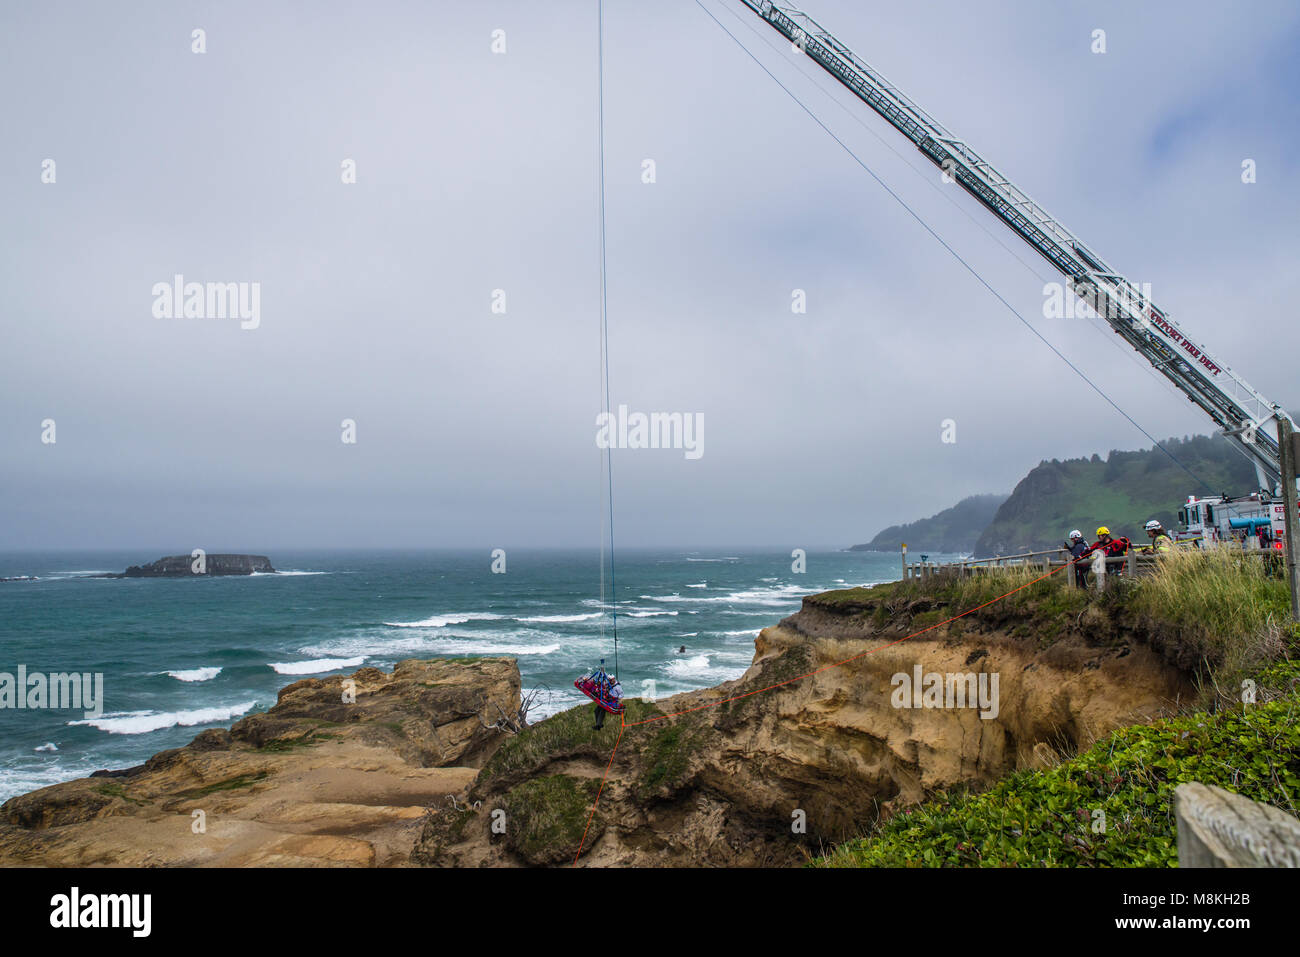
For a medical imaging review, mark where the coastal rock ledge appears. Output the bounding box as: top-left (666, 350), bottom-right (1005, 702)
top-left (0, 589), bottom-right (1194, 868)
top-left (0, 658), bottom-right (521, 867)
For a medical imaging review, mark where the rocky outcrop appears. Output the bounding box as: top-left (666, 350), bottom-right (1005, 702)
top-left (0, 658), bottom-right (520, 867)
top-left (414, 587), bottom-right (1194, 867)
top-left (0, 583), bottom-right (1200, 869)
top-left (121, 554), bottom-right (275, 577)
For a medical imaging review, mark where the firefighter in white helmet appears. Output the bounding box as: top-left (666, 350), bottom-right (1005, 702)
top-left (1141, 519), bottom-right (1174, 554)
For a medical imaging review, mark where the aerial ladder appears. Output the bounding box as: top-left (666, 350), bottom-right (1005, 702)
top-left (738, 1), bottom-right (1296, 499)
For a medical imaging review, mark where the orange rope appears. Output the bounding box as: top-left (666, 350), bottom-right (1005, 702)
top-left (572, 713), bottom-right (624, 867)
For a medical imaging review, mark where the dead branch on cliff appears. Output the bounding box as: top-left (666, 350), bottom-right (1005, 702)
top-left (477, 687), bottom-right (545, 735)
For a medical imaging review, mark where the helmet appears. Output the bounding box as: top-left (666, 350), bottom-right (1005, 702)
top-left (1069, 530), bottom-right (1083, 541)
top-left (1096, 526), bottom-right (1110, 536)
top-left (1145, 520), bottom-right (1163, 531)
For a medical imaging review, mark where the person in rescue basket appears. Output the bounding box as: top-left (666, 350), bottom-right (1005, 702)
top-left (592, 671), bottom-right (623, 730)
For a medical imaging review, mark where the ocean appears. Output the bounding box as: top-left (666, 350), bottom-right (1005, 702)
top-left (0, 548), bottom-right (950, 802)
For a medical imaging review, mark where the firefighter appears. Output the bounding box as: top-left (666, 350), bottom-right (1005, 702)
top-left (1083, 526), bottom-right (1131, 574)
top-left (1065, 529), bottom-right (1090, 587)
top-left (1141, 519), bottom-right (1174, 554)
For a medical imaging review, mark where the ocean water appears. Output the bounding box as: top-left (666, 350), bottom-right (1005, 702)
top-left (0, 548), bottom-right (944, 801)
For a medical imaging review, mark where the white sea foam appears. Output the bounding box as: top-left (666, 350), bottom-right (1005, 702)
top-left (0, 758), bottom-right (108, 802)
top-left (302, 626), bottom-right (581, 661)
top-left (384, 612), bottom-right (506, 628)
top-left (664, 654), bottom-right (748, 684)
top-left (517, 612), bottom-right (602, 623)
top-left (165, 667), bottom-right (222, 683)
top-left (269, 657), bottom-right (366, 675)
top-left (685, 582), bottom-right (708, 589)
top-left (34, 742), bottom-right (58, 752)
top-left (69, 701), bottom-right (257, 735)
top-left (624, 610), bottom-right (677, 618)
top-left (666, 654), bottom-right (712, 675)
top-left (641, 584), bottom-right (808, 606)
top-left (421, 639), bottom-right (561, 656)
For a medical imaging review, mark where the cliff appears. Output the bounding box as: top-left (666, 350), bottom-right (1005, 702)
top-left (122, 554), bottom-right (276, 577)
top-left (413, 585), bottom-right (1193, 867)
top-left (0, 585), bottom-right (1204, 868)
top-left (0, 658), bottom-right (520, 866)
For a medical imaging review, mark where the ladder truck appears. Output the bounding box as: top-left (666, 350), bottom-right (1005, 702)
top-left (738, 0), bottom-right (1299, 554)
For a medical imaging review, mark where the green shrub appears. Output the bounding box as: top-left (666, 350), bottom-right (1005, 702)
top-left (817, 691), bottom-right (1300, 868)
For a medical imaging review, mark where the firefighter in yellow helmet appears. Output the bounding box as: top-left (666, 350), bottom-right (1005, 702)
top-left (1082, 526), bottom-right (1131, 573)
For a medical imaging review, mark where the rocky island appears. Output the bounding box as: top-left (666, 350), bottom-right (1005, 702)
top-left (116, 554), bottom-right (276, 577)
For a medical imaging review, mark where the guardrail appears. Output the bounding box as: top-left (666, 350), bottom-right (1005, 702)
top-left (898, 541), bottom-right (1276, 587)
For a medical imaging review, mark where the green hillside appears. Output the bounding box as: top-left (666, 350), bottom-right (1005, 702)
top-left (974, 434), bottom-right (1258, 557)
top-left (850, 494), bottom-right (1006, 554)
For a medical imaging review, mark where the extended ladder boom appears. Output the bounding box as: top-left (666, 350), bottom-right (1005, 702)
top-left (740, 0), bottom-right (1292, 490)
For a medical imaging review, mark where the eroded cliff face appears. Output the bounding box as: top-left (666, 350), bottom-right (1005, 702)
top-left (0, 587), bottom-right (1197, 869)
top-left (0, 658), bottom-right (520, 867)
top-left (415, 592), bottom-right (1195, 867)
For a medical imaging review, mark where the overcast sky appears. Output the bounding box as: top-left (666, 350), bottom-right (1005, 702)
top-left (2, 0), bottom-right (1298, 551)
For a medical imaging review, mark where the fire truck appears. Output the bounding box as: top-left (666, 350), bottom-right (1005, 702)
top-left (1177, 495), bottom-right (1297, 551)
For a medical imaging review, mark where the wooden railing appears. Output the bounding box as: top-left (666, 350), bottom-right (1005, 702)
top-left (899, 538), bottom-right (1284, 582)
top-left (898, 543), bottom-right (1224, 585)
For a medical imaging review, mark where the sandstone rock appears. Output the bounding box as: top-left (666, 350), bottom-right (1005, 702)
top-left (0, 658), bottom-right (521, 867)
top-left (415, 589), bottom-right (1193, 868)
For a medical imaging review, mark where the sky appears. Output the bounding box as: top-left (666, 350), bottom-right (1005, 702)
top-left (2, 0), bottom-right (1298, 551)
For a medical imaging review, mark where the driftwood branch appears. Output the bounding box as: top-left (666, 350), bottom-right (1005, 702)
top-left (475, 686), bottom-right (546, 735)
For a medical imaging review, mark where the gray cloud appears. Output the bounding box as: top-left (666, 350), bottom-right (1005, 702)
top-left (2, 0), bottom-right (1297, 550)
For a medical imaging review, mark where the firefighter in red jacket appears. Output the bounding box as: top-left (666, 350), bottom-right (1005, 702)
top-left (1082, 526), bottom-right (1130, 573)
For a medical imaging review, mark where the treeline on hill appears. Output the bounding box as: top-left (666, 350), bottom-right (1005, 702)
top-left (850, 494), bottom-right (1006, 554)
top-left (974, 434), bottom-right (1257, 557)
top-left (854, 434), bottom-right (1259, 558)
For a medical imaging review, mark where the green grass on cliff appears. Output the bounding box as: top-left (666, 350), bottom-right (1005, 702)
top-left (818, 658), bottom-right (1300, 868)
top-left (813, 552), bottom-right (1298, 867)
top-left (816, 547), bottom-right (1291, 672)
top-left (476, 697), bottom-right (661, 788)
top-left (1124, 548), bottom-right (1291, 674)
top-left (501, 774), bottom-right (601, 866)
